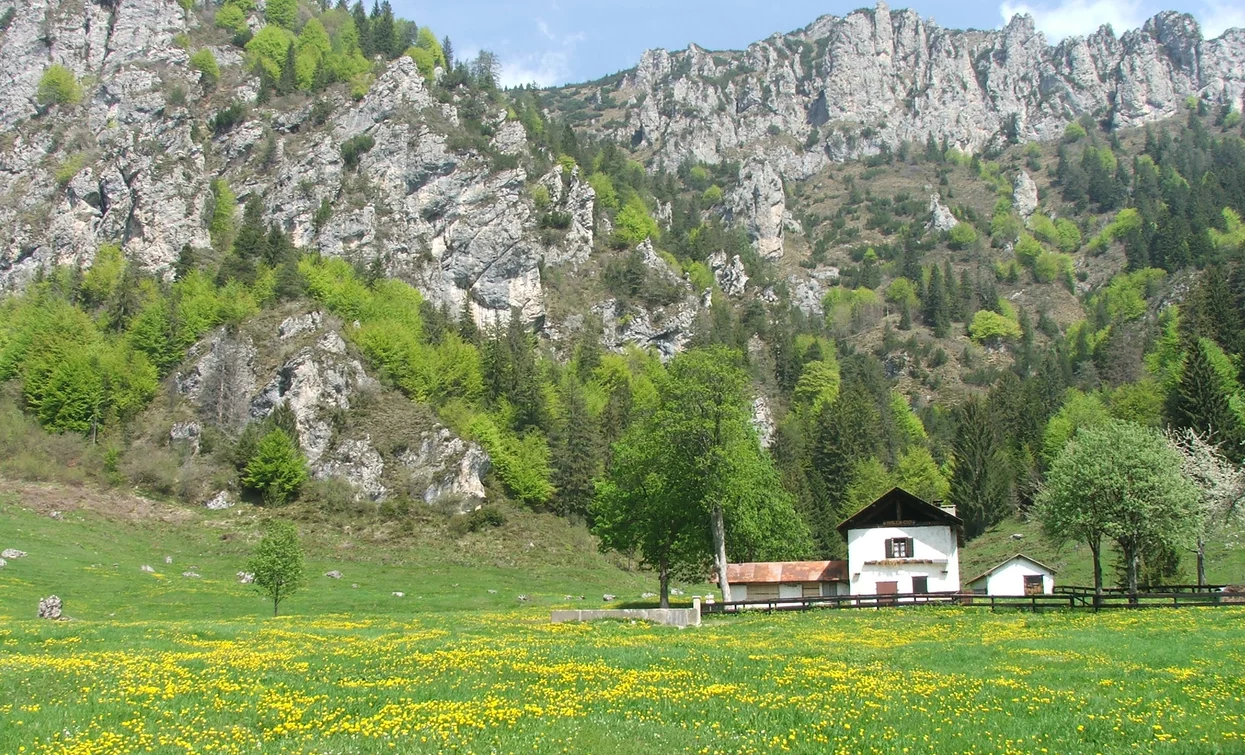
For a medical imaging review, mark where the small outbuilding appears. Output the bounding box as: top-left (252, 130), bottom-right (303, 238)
top-left (967, 554), bottom-right (1056, 596)
top-left (719, 561), bottom-right (848, 601)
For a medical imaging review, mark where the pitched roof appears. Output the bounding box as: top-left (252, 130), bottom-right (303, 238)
top-left (722, 561), bottom-right (848, 584)
top-left (836, 487), bottom-right (963, 536)
top-left (966, 553), bottom-right (1058, 585)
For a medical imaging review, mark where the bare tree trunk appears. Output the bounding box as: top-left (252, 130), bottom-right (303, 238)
top-left (1126, 547), bottom-right (1140, 598)
top-left (712, 504), bottom-right (731, 603)
top-left (273, 584), bottom-right (280, 617)
top-left (659, 557), bottom-right (670, 609)
top-left (1197, 537), bottom-right (1207, 587)
top-left (1090, 538), bottom-right (1102, 607)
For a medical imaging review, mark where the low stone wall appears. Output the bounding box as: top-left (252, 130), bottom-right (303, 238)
top-left (551, 600), bottom-right (701, 628)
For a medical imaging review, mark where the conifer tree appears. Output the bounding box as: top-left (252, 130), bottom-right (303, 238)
top-left (1168, 339), bottom-right (1245, 457)
top-left (276, 43), bottom-right (298, 96)
top-left (949, 396), bottom-right (1013, 539)
top-left (923, 264), bottom-right (950, 337)
top-left (552, 380), bottom-right (599, 520)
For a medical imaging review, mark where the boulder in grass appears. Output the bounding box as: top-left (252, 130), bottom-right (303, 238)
top-left (141, 565), bottom-right (155, 573)
top-left (38, 596), bottom-right (63, 620)
top-left (642, 592), bottom-right (657, 599)
top-left (325, 570), bottom-right (343, 579)
top-left (182, 571), bottom-right (201, 579)
top-left (392, 591), bottom-right (405, 598)
top-left (0, 558), bottom-right (6, 569)
top-left (237, 572), bottom-right (255, 584)
top-left (517, 594), bottom-right (530, 602)
top-left (2, 549), bottom-right (26, 559)
top-left (204, 491), bottom-right (234, 511)
top-left (165, 556), bottom-right (173, 564)
top-left (603, 594), bottom-right (617, 602)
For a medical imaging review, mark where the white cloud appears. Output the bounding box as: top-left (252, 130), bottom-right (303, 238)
top-left (999, 0), bottom-right (1149, 40)
top-left (1000, 0), bottom-right (1245, 41)
top-left (498, 19), bottom-right (584, 88)
top-left (1200, 0), bottom-right (1245, 38)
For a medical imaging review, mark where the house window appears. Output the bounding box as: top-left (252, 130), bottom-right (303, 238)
top-left (885, 538), bottom-right (914, 559)
top-left (1024, 575), bottom-right (1044, 595)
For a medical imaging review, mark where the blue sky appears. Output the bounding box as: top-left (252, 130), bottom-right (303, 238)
top-left (390, 0), bottom-right (1245, 88)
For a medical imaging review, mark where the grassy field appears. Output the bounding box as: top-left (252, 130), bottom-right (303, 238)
top-left (2, 485), bottom-right (1245, 754)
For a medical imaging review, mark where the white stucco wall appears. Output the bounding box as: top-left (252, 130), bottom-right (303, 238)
top-left (729, 582), bottom-right (847, 601)
top-left (847, 524), bottom-right (960, 596)
top-left (970, 560), bottom-right (1054, 596)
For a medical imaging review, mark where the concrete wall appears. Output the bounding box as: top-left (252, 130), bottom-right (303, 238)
top-left (551, 605), bottom-right (701, 628)
top-left (972, 560), bottom-right (1054, 596)
top-left (847, 524), bottom-right (960, 596)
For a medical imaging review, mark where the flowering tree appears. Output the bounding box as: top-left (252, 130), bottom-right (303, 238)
top-left (1166, 428), bottom-right (1245, 585)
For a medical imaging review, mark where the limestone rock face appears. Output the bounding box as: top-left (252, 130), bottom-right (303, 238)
top-left (400, 427), bottom-right (491, 510)
top-left (928, 195), bottom-right (959, 232)
top-left (590, 4), bottom-right (1244, 184)
top-left (1013, 171), bottom-right (1040, 219)
top-left (709, 251), bottom-right (749, 297)
top-left (728, 161), bottom-right (788, 260)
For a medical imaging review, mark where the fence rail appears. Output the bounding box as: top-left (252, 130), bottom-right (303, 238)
top-left (701, 588), bottom-right (1242, 615)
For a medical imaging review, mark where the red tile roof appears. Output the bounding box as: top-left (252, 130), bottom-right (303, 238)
top-left (722, 561), bottom-right (847, 585)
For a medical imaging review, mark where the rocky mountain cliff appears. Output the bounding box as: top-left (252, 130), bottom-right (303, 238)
top-left (568, 2), bottom-right (1245, 178)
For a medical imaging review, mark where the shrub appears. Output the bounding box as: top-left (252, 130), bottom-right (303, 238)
top-left (214, 3), bottom-right (247, 35)
top-left (1014, 234), bottom-right (1042, 267)
top-left (1033, 251), bottom-right (1073, 284)
top-left (264, 0), bottom-right (297, 28)
top-left (702, 185), bottom-right (724, 204)
top-left (1062, 121), bottom-right (1087, 142)
top-left (55, 153), bottom-right (88, 187)
top-left (530, 184), bottom-right (551, 210)
top-left (947, 223), bottom-right (978, 250)
top-left (340, 133), bottom-right (375, 170)
top-left (37, 65), bottom-right (83, 106)
top-left (613, 195), bottom-right (659, 246)
top-left (969, 310), bottom-right (1022, 343)
top-left (210, 101), bottom-right (246, 135)
top-left (450, 506), bottom-right (506, 535)
top-left (189, 49), bottom-right (220, 90)
top-left (1055, 218), bottom-right (1082, 252)
top-left (588, 172), bottom-right (618, 210)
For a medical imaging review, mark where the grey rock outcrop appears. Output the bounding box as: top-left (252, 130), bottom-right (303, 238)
top-left (177, 334), bottom-right (258, 432)
top-left (708, 251), bottom-right (749, 296)
top-left (752, 396), bottom-right (776, 448)
top-left (595, 5), bottom-right (1244, 178)
top-left (399, 427), bottom-right (490, 509)
top-left (1014, 171), bottom-right (1040, 219)
top-left (729, 161), bottom-right (788, 260)
top-left (170, 422), bottom-right (202, 456)
top-left (38, 595), bottom-right (63, 620)
top-left (204, 491), bottom-right (233, 511)
top-left (928, 195), bottom-right (959, 232)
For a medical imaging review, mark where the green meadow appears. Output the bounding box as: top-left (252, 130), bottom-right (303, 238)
top-left (2, 489), bottom-right (1243, 755)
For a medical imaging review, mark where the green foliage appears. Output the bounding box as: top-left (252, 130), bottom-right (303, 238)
top-left (889, 392), bottom-right (927, 448)
top-left (1062, 121), bottom-right (1087, 142)
top-left (246, 25), bottom-right (295, 81)
top-left (471, 414), bottom-right (554, 506)
top-left (264, 0), bottom-right (297, 28)
top-left (529, 184), bottom-right (551, 210)
top-left (1210, 208), bottom-right (1245, 252)
top-left (214, 3), bottom-right (248, 35)
top-left (209, 179), bottom-right (237, 253)
top-left (55, 153), bottom-right (88, 187)
top-left (189, 49), bottom-right (220, 89)
top-left (1041, 390), bottom-right (1110, 465)
top-left (1014, 234), bottom-right (1043, 267)
top-left (969, 310), bottom-right (1022, 343)
top-left (81, 244), bottom-right (126, 306)
top-left (1055, 218), bottom-right (1082, 252)
top-left (1029, 213), bottom-right (1058, 245)
top-left (613, 196), bottom-right (660, 246)
top-left (245, 520), bottom-right (305, 615)
top-left (243, 429), bottom-right (308, 506)
top-left (947, 222), bottom-right (978, 250)
top-left (701, 185), bottom-right (724, 204)
top-left (587, 173), bottom-right (618, 210)
top-left (792, 358), bottom-right (841, 415)
top-left (36, 65), bottom-right (83, 106)
top-left (1033, 251), bottom-right (1073, 284)
top-left (950, 397), bottom-right (1012, 539)
top-left (1037, 420), bottom-right (1199, 592)
top-left (895, 447), bottom-right (950, 504)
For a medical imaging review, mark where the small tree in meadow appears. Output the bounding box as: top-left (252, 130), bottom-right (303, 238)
top-left (246, 520), bottom-right (305, 616)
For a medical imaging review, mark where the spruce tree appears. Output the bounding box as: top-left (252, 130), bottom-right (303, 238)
top-left (552, 381), bottom-right (600, 520)
top-left (923, 264), bottom-right (950, 337)
top-left (949, 396), bottom-right (1013, 539)
top-left (1168, 339), bottom-right (1245, 457)
top-left (810, 386), bottom-right (881, 556)
top-left (351, 2), bottom-right (372, 58)
top-left (276, 43), bottom-right (298, 96)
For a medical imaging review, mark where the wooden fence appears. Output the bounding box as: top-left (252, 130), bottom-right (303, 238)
top-left (701, 587), bottom-right (1242, 615)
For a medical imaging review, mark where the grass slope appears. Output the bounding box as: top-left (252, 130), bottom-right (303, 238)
top-left (3, 482), bottom-right (1245, 754)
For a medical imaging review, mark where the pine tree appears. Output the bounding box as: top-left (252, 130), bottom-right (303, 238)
top-left (923, 264), bottom-right (950, 337)
top-left (1168, 340), bottom-right (1245, 457)
top-left (949, 396), bottom-right (1013, 539)
top-left (276, 43), bottom-right (298, 96)
top-left (551, 381), bottom-right (600, 520)
top-left (442, 36), bottom-right (454, 69)
top-left (351, 2), bottom-right (372, 58)
top-left (810, 386), bottom-right (881, 556)
top-left (372, 1), bottom-right (396, 59)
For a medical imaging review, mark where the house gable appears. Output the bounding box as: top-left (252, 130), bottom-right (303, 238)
top-left (836, 487), bottom-right (963, 542)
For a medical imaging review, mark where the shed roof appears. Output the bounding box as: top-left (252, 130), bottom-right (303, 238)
top-left (836, 487), bottom-right (963, 536)
top-left (966, 554), bottom-right (1057, 585)
top-left (722, 561), bottom-right (848, 585)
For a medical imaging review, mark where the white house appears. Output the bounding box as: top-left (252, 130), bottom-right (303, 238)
top-left (718, 561), bottom-right (849, 601)
top-left (839, 488), bottom-right (963, 596)
top-left (966, 554), bottom-right (1056, 596)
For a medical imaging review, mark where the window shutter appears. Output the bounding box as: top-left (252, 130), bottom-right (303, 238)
top-left (885, 539), bottom-right (894, 558)
top-left (906, 538), bottom-right (915, 557)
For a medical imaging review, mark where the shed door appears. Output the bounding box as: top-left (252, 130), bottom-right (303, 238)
top-left (876, 581), bottom-right (899, 595)
top-left (1024, 575), bottom-right (1044, 595)
top-left (911, 576), bottom-right (929, 595)
top-left (803, 583), bottom-right (822, 597)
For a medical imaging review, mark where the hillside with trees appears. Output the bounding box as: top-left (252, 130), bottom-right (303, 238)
top-left (0, 0), bottom-right (1243, 588)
